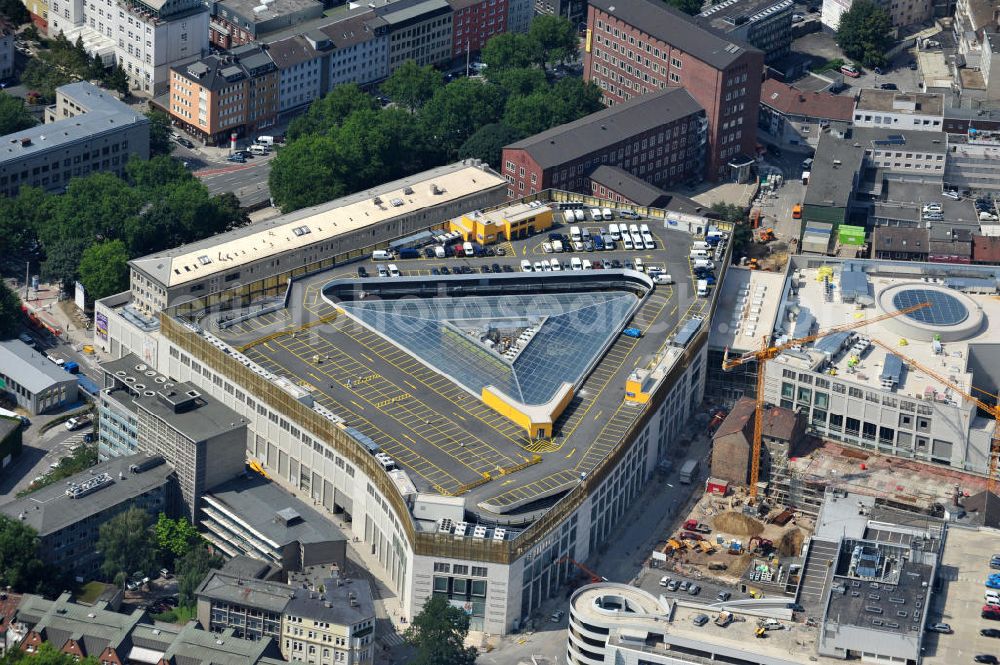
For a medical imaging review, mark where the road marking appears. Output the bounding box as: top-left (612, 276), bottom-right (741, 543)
top-left (565, 448), bottom-right (576, 459)
top-left (350, 400), bottom-right (367, 411)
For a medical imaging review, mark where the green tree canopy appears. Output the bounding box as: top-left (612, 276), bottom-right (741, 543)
top-left (665, 0), bottom-right (704, 14)
top-left (0, 0), bottom-right (30, 25)
top-left (528, 15), bottom-right (579, 65)
top-left (97, 507), bottom-right (157, 583)
top-left (458, 123), bottom-right (525, 166)
top-left (0, 92), bottom-right (37, 135)
top-left (547, 77), bottom-right (605, 125)
top-left (176, 545), bottom-right (223, 607)
top-left (836, 0), bottom-right (892, 68)
top-left (0, 515), bottom-right (53, 593)
top-left (503, 91), bottom-right (554, 136)
top-left (489, 67), bottom-right (549, 97)
top-left (78, 240), bottom-right (129, 301)
top-left (381, 60), bottom-right (444, 111)
top-left (481, 33), bottom-right (543, 73)
top-left (419, 78), bottom-right (506, 155)
top-left (404, 595), bottom-right (478, 665)
top-left (269, 134), bottom-right (348, 212)
top-left (0, 642), bottom-right (100, 665)
top-left (288, 83), bottom-right (378, 139)
top-left (154, 514), bottom-right (204, 561)
top-left (146, 110), bottom-right (175, 156)
top-left (710, 202), bottom-right (752, 256)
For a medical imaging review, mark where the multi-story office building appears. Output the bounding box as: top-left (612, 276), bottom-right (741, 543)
top-left (168, 46), bottom-right (279, 144)
top-left (47, 0), bottom-right (208, 94)
top-left (383, 0), bottom-right (453, 72)
top-left (24, 0), bottom-right (47, 30)
top-left (954, 0), bottom-right (998, 67)
top-left (852, 89), bottom-right (945, 132)
top-left (945, 130), bottom-right (1000, 192)
top-left (0, 340), bottom-right (79, 415)
top-left (208, 0), bottom-right (324, 49)
top-left (100, 354), bottom-right (248, 519)
top-left (501, 86), bottom-right (706, 198)
top-left (200, 474), bottom-right (347, 572)
top-left (695, 0), bottom-right (794, 63)
top-left (584, 0), bottom-right (764, 180)
top-left (447, 0), bottom-right (507, 59)
top-left (0, 455), bottom-right (174, 580)
top-left (196, 567), bottom-right (375, 664)
top-left (533, 0), bottom-right (584, 26)
top-left (0, 82), bottom-right (148, 198)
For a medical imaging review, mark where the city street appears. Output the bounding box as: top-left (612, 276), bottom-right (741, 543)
top-left (0, 422), bottom-right (93, 502)
top-left (195, 156), bottom-right (275, 208)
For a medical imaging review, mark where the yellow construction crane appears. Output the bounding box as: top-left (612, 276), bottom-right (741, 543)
top-left (869, 338), bottom-right (1000, 493)
top-left (722, 302), bottom-right (929, 499)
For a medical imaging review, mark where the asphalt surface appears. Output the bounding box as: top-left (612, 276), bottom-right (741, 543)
top-left (209, 214), bottom-right (712, 517)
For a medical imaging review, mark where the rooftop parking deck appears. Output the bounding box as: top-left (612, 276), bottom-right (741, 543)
top-left (206, 214), bottom-right (711, 522)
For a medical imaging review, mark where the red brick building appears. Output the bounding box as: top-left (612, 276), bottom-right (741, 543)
top-left (500, 86), bottom-right (705, 199)
top-left (584, 0), bottom-right (764, 180)
top-left (448, 0), bottom-right (508, 59)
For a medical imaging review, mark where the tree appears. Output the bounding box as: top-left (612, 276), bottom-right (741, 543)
top-left (287, 83), bottom-right (378, 140)
top-left (419, 78), bottom-right (506, 155)
top-left (489, 67), bottom-right (548, 97)
top-left (481, 33), bottom-right (543, 73)
top-left (176, 546), bottom-right (223, 608)
top-left (836, 0), bottom-right (892, 68)
top-left (458, 123), bottom-right (525, 166)
top-left (0, 0), bottom-right (30, 25)
top-left (405, 595), bottom-right (477, 665)
top-left (97, 507), bottom-right (157, 583)
top-left (78, 240), bottom-right (129, 301)
top-left (154, 514), bottom-right (203, 561)
top-left (547, 77), bottom-right (604, 125)
top-left (0, 515), bottom-right (50, 593)
top-left (146, 110), bottom-right (175, 156)
top-left (104, 65), bottom-right (129, 97)
top-left (0, 92), bottom-right (37, 135)
top-left (381, 60), bottom-right (443, 111)
top-left (665, 0), bottom-right (704, 15)
top-left (269, 134), bottom-right (347, 212)
top-left (710, 202), bottom-right (752, 256)
top-left (528, 15), bottom-right (579, 65)
top-left (0, 642), bottom-right (100, 665)
top-left (503, 92), bottom-right (554, 136)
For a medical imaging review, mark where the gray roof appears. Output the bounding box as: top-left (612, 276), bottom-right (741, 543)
top-left (589, 0), bottom-right (761, 69)
top-left (0, 455), bottom-right (173, 536)
top-left (872, 226), bottom-right (928, 253)
top-left (214, 0), bottom-right (321, 25)
top-left (196, 570), bottom-right (295, 613)
top-left (16, 592), bottom-right (146, 656)
top-left (204, 474), bottom-right (346, 548)
top-left (588, 165), bottom-right (672, 207)
top-left (376, 0), bottom-right (449, 25)
top-left (284, 572), bottom-right (375, 627)
top-left (173, 47), bottom-right (275, 91)
top-left (696, 0), bottom-right (793, 33)
top-left (0, 83), bottom-right (146, 168)
top-left (0, 340), bottom-right (78, 394)
top-left (505, 87), bottom-right (704, 171)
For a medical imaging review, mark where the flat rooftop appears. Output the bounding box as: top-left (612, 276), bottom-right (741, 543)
top-left (770, 262), bottom-right (1000, 398)
top-left (696, 0), bottom-right (793, 32)
top-left (855, 90), bottom-right (945, 115)
top-left (0, 455), bottom-right (173, 536)
top-left (130, 162), bottom-right (506, 288)
top-left (198, 207), bottom-right (709, 522)
top-left (709, 266), bottom-right (785, 352)
top-left (215, 0), bottom-right (321, 22)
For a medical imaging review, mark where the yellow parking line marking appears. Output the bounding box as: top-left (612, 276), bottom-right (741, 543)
top-left (592, 410), bottom-right (602, 421)
top-left (404, 380), bottom-right (417, 391)
top-left (350, 400), bottom-right (366, 411)
top-left (565, 448), bottom-right (576, 459)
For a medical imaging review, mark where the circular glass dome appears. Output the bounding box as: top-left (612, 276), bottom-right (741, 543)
top-left (891, 288), bottom-right (969, 326)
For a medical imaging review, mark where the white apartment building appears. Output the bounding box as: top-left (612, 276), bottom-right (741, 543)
top-left (852, 89), bottom-right (945, 132)
top-left (48, 0), bottom-right (208, 94)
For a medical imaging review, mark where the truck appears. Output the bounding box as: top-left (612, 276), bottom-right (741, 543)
top-left (715, 611), bottom-right (734, 627)
top-left (683, 519), bottom-right (712, 534)
top-left (679, 458), bottom-right (699, 484)
top-left (63, 361), bottom-right (79, 374)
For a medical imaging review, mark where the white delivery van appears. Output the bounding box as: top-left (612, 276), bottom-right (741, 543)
top-left (697, 279), bottom-right (709, 296)
top-left (639, 223), bottom-right (650, 233)
top-left (690, 249), bottom-right (709, 259)
top-left (654, 273), bottom-right (673, 284)
top-left (609, 223), bottom-right (621, 240)
top-left (622, 235), bottom-right (634, 250)
top-left (256, 135), bottom-right (275, 146)
top-left (693, 259), bottom-right (715, 270)
top-left (589, 208), bottom-right (602, 221)
top-left (573, 209), bottom-right (586, 222)
top-left (601, 207), bottom-right (613, 220)
top-left (581, 227), bottom-right (592, 241)
top-left (552, 239), bottom-right (563, 252)
top-left (388, 264), bottom-right (400, 277)
top-left (372, 250), bottom-right (393, 260)
top-left (520, 259), bottom-right (533, 272)
top-left (463, 241), bottom-right (474, 257)
top-left (434, 245), bottom-right (446, 258)
top-left (571, 257), bottom-right (583, 270)
top-left (692, 241), bottom-right (712, 250)
top-left (634, 258), bottom-right (644, 272)
top-left (570, 225), bottom-right (581, 241)
top-left (249, 144), bottom-right (269, 155)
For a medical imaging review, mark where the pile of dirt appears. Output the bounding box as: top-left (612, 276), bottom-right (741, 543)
top-left (712, 511), bottom-right (765, 537)
top-left (777, 528), bottom-right (805, 557)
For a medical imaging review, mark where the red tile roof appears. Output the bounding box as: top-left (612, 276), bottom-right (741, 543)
top-left (760, 78), bottom-right (855, 123)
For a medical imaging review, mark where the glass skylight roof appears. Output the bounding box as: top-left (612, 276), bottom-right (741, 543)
top-left (892, 288), bottom-right (968, 326)
top-left (338, 291), bottom-right (638, 406)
